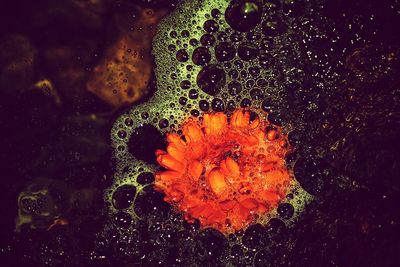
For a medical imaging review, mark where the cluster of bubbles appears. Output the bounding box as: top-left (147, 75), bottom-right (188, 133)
top-left (102, 0), bottom-right (372, 265)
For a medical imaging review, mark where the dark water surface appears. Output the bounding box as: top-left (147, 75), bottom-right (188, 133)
top-left (1, 0), bottom-right (399, 266)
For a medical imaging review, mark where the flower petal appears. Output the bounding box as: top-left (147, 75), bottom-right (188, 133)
top-left (188, 160), bottom-right (203, 181)
top-left (220, 157), bottom-right (240, 177)
top-left (157, 153), bottom-right (185, 172)
top-left (249, 118), bottom-right (260, 129)
top-left (167, 144), bottom-right (185, 163)
top-left (240, 198), bottom-right (259, 209)
top-left (155, 170), bottom-right (181, 182)
top-left (259, 190), bottom-right (281, 204)
top-left (203, 112), bottom-right (228, 135)
top-left (166, 133), bottom-right (186, 147)
top-left (188, 142), bottom-right (206, 159)
top-left (183, 122), bottom-right (203, 143)
top-left (231, 109), bottom-right (250, 128)
top-left (208, 169), bottom-right (227, 195)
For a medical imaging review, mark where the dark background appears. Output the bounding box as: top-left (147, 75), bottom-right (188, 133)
top-left (0, 0), bottom-right (399, 266)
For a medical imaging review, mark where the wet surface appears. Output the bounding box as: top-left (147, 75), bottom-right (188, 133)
top-left (1, 0), bottom-right (400, 266)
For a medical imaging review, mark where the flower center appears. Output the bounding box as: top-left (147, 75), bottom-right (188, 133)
top-left (155, 109), bottom-right (292, 233)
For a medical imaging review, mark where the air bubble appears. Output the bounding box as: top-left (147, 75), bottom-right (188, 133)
top-left (225, 0), bottom-right (263, 32)
top-left (176, 49), bottom-right (189, 62)
top-left (199, 100), bottom-right (210, 111)
top-left (277, 203), bottom-right (295, 220)
top-left (228, 81), bottom-right (242, 96)
top-left (259, 53), bottom-right (275, 69)
top-left (189, 38), bottom-right (199, 46)
top-left (227, 100), bottom-right (236, 111)
top-left (230, 32), bottom-right (243, 43)
top-left (238, 42), bottom-right (259, 61)
top-left (215, 42), bottom-right (236, 62)
top-left (192, 47), bottom-right (211, 65)
top-left (137, 172), bottom-right (155, 185)
top-left (112, 185), bottom-right (136, 210)
top-left (118, 130), bottom-right (127, 139)
top-left (159, 119), bottom-right (169, 129)
top-left (190, 109), bottom-right (200, 117)
top-left (211, 8), bottom-right (221, 19)
top-left (200, 34), bottom-right (216, 47)
top-left (242, 223), bottom-right (268, 250)
top-left (128, 124), bottom-right (166, 164)
top-left (124, 118), bottom-right (133, 127)
top-left (179, 96), bottom-right (188, 106)
top-left (197, 64), bottom-right (226, 96)
top-left (188, 89), bottom-right (198, 99)
top-left (211, 98), bottom-right (225, 111)
top-left (114, 212), bottom-right (132, 228)
top-left (203, 19), bottom-right (219, 33)
top-left (240, 98), bottom-right (252, 108)
top-left (262, 15), bottom-right (287, 37)
top-left (250, 88), bottom-right (264, 100)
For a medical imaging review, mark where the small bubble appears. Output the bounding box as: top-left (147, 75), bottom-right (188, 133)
top-left (197, 65), bottom-right (226, 96)
top-left (170, 31), bottom-right (178, 38)
top-left (240, 98), bottom-right (252, 108)
top-left (118, 130), bottom-right (127, 139)
top-left (137, 172), bottom-right (155, 185)
top-left (176, 49), bottom-right (189, 62)
top-left (159, 119), bottom-right (169, 129)
top-left (228, 81), bottom-right (242, 96)
top-left (168, 44), bottom-right (176, 51)
top-left (200, 34), bottom-right (216, 47)
top-left (238, 42), bottom-right (259, 61)
top-left (192, 47), bottom-right (211, 65)
top-left (199, 100), bottom-right (210, 111)
top-left (203, 20), bottom-right (219, 33)
top-left (180, 80), bottom-right (191, 90)
top-left (190, 109), bottom-right (200, 117)
top-left (181, 30), bottom-right (190, 37)
top-left (211, 9), bottom-right (221, 19)
top-left (227, 100), bottom-right (236, 111)
top-left (188, 89), bottom-right (198, 99)
top-left (215, 42), bottom-right (236, 62)
top-left (179, 97), bottom-right (188, 106)
top-left (225, 1), bottom-right (263, 32)
top-left (211, 98), bottom-right (225, 111)
top-left (189, 38), bottom-right (199, 46)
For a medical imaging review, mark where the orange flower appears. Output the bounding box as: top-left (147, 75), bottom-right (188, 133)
top-left (154, 109), bottom-right (292, 233)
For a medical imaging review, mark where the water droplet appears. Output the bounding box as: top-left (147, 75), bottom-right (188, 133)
top-left (192, 47), bottom-right (211, 65)
top-left (203, 19), bottom-right (219, 33)
top-left (114, 212), bottom-right (132, 228)
top-left (225, 1), bottom-right (263, 32)
top-left (137, 172), bottom-right (155, 185)
top-left (180, 80), bottom-right (191, 89)
top-left (197, 64), bottom-right (226, 96)
top-left (176, 49), bottom-right (189, 62)
top-left (188, 89), bottom-right (198, 99)
top-left (228, 81), bottom-right (242, 96)
top-left (211, 98), bottom-right (225, 111)
top-left (277, 203), bottom-right (294, 220)
top-left (215, 42), bottom-right (236, 62)
top-left (112, 185), bottom-right (136, 210)
top-left (238, 42), bottom-right (259, 61)
top-left (199, 100), bottom-right (210, 111)
top-left (159, 119), bottom-right (169, 129)
top-left (200, 34), bottom-right (216, 47)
